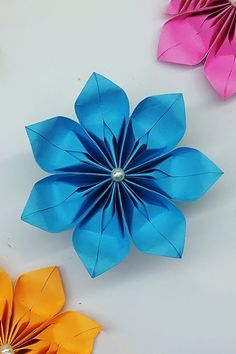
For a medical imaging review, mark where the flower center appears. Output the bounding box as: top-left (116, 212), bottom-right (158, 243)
top-left (230, 0), bottom-right (236, 6)
top-left (111, 168), bottom-right (125, 182)
top-left (0, 345), bottom-right (14, 354)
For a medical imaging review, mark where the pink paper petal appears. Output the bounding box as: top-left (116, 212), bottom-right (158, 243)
top-left (168, 0), bottom-right (201, 15)
top-left (158, 12), bottom-right (219, 65)
top-left (168, 0), bottom-right (228, 15)
top-left (205, 32), bottom-right (236, 99)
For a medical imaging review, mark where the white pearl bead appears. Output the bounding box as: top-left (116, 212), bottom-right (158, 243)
top-left (0, 345), bottom-right (14, 354)
top-left (230, 0), bottom-right (236, 5)
top-left (111, 168), bottom-right (125, 182)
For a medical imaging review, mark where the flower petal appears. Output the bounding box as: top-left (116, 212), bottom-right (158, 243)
top-left (34, 311), bottom-right (102, 354)
top-left (74, 72), bottom-right (129, 140)
top-left (9, 267), bottom-right (65, 345)
top-left (126, 182), bottom-right (186, 257)
top-left (158, 12), bottom-right (219, 65)
top-left (130, 94), bottom-right (186, 156)
top-left (73, 204), bottom-right (130, 278)
top-left (151, 147), bottom-right (223, 201)
top-left (21, 174), bottom-right (103, 232)
top-left (168, 0), bottom-right (184, 15)
top-left (204, 33), bottom-right (236, 99)
top-left (167, 0), bottom-right (212, 15)
top-left (0, 269), bottom-right (13, 343)
top-left (26, 117), bottom-right (110, 174)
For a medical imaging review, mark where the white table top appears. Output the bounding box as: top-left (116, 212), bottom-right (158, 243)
top-left (0, 0), bottom-right (235, 353)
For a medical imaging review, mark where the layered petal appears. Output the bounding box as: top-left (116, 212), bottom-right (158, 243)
top-left (130, 94), bottom-right (186, 158)
top-left (158, 11), bottom-right (221, 65)
top-left (148, 147), bottom-right (223, 201)
top-left (0, 269), bottom-right (13, 343)
top-left (73, 188), bottom-right (130, 277)
top-left (21, 174), bottom-right (104, 232)
top-left (26, 117), bottom-right (110, 174)
top-left (9, 267), bottom-right (65, 345)
top-left (75, 72), bottom-right (129, 140)
top-left (33, 311), bottom-right (102, 354)
top-left (167, 0), bottom-right (215, 15)
top-left (125, 181), bottom-right (186, 257)
top-left (205, 28), bottom-right (236, 99)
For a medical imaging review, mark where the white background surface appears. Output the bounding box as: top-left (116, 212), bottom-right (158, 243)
top-left (0, 0), bottom-right (236, 353)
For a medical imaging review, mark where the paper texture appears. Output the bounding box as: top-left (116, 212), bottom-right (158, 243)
top-left (158, 0), bottom-right (236, 99)
top-left (0, 267), bottom-right (102, 354)
top-left (22, 73), bottom-right (222, 277)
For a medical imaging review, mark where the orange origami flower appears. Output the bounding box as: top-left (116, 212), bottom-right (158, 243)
top-left (0, 267), bottom-right (102, 354)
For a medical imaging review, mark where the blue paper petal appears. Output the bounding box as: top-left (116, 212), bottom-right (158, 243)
top-left (130, 94), bottom-right (186, 157)
top-left (21, 174), bottom-right (103, 232)
top-left (124, 180), bottom-right (186, 257)
top-left (133, 198), bottom-right (185, 257)
top-left (151, 148), bottom-right (223, 201)
top-left (73, 208), bottom-right (130, 278)
top-left (74, 72), bottom-right (130, 140)
top-left (26, 117), bottom-right (112, 174)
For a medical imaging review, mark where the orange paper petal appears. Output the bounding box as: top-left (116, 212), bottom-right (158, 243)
top-left (9, 267), bottom-right (65, 344)
top-left (35, 311), bottom-right (102, 354)
top-left (0, 269), bottom-right (13, 343)
top-left (0, 267), bottom-right (102, 354)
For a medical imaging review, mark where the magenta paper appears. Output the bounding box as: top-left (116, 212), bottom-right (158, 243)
top-left (158, 0), bottom-right (236, 99)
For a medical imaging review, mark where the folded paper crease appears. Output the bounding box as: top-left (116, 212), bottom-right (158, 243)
top-left (0, 267), bottom-right (102, 353)
top-left (158, 0), bottom-right (236, 99)
top-left (22, 72), bottom-right (223, 277)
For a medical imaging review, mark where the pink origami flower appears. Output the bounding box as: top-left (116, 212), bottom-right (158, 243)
top-left (158, 0), bottom-right (236, 99)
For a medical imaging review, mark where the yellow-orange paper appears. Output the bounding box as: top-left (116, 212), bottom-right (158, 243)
top-left (0, 267), bottom-right (102, 354)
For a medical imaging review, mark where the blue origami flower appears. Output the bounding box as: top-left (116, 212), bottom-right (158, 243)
top-left (22, 73), bottom-right (222, 277)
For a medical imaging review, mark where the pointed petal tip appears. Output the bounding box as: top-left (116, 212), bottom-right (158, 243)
top-left (177, 248), bottom-right (184, 259)
top-left (207, 159), bottom-right (223, 177)
top-left (223, 91), bottom-right (236, 101)
top-left (175, 242), bottom-right (184, 259)
top-left (171, 92), bottom-right (183, 99)
top-left (21, 206), bottom-right (30, 223)
top-left (25, 124), bottom-right (32, 136)
top-left (217, 168), bottom-right (224, 176)
top-left (25, 122), bottom-right (37, 132)
top-left (80, 256), bottom-right (116, 279)
top-left (143, 244), bottom-right (184, 259)
top-left (215, 169), bottom-right (224, 183)
top-left (157, 92), bottom-right (185, 104)
top-left (87, 266), bottom-right (101, 278)
top-left (91, 71), bottom-right (100, 76)
top-left (157, 50), bottom-right (179, 64)
top-left (209, 83), bottom-right (236, 101)
top-left (87, 71), bottom-right (107, 83)
top-left (38, 265), bottom-right (60, 274)
top-left (21, 209), bottom-right (66, 234)
top-left (98, 324), bottom-right (103, 332)
top-left (89, 270), bottom-right (101, 279)
top-left (213, 163), bottom-right (224, 177)
top-left (158, 54), bottom-right (198, 66)
top-left (151, 92), bottom-right (184, 100)
top-left (88, 71), bottom-right (99, 82)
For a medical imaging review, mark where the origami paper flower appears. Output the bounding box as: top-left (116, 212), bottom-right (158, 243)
top-left (0, 266), bottom-right (102, 354)
top-left (22, 73), bottom-right (222, 277)
top-left (158, 0), bottom-right (236, 99)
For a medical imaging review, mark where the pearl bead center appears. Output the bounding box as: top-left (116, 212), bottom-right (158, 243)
top-left (111, 168), bottom-right (125, 182)
top-left (0, 345), bottom-right (14, 354)
top-left (230, 0), bottom-right (236, 6)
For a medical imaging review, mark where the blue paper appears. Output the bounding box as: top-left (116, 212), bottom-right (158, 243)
top-left (22, 73), bottom-right (223, 277)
